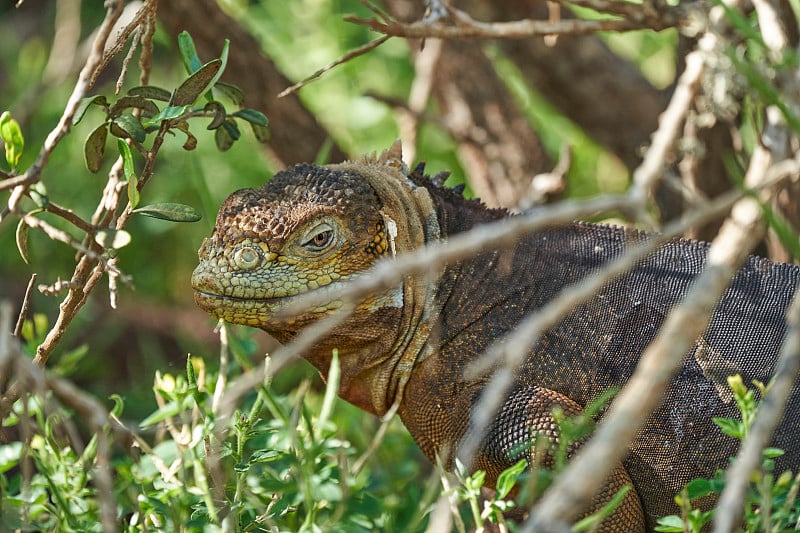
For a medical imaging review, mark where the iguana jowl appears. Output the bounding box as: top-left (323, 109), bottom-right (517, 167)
top-left (191, 143), bottom-right (800, 531)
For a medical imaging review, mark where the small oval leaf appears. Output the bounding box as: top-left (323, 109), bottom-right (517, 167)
top-left (232, 108), bottom-right (268, 126)
top-left (72, 95), bottom-right (108, 126)
top-left (16, 219), bottom-right (30, 264)
top-left (127, 174), bottom-right (140, 209)
top-left (127, 85), bottom-right (172, 102)
top-left (109, 96), bottom-right (159, 118)
top-left (95, 228), bottom-right (132, 249)
top-left (132, 203), bottom-right (202, 222)
top-left (178, 31), bottom-right (203, 74)
top-left (214, 82), bottom-right (245, 106)
top-left (250, 123), bottom-right (270, 143)
top-left (117, 139), bottom-right (135, 180)
top-left (204, 101), bottom-right (226, 130)
top-left (110, 113), bottom-right (146, 143)
top-left (214, 122), bottom-right (234, 151)
top-left (84, 123), bottom-right (108, 173)
top-left (173, 59), bottom-right (222, 106)
top-left (143, 105), bottom-right (192, 127)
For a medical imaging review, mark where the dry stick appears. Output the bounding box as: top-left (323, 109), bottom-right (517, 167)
top-left (345, 10), bottom-right (677, 40)
top-left (13, 273), bottom-right (37, 337)
top-left (456, 186), bottom-right (749, 466)
top-left (521, 131), bottom-right (775, 533)
top-left (277, 36), bottom-right (390, 98)
top-left (711, 287), bottom-right (800, 532)
top-left (399, 37), bottom-right (443, 166)
top-left (629, 50), bottom-right (706, 211)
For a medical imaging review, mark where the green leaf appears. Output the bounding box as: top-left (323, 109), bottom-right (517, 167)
top-left (713, 416), bottom-right (743, 439)
top-left (214, 82), bottom-right (245, 106)
top-left (15, 219), bottom-right (30, 264)
top-left (132, 203), bottom-right (202, 222)
top-left (95, 229), bottom-right (132, 249)
top-left (232, 108), bottom-right (268, 127)
top-left (127, 85), bottom-right (172, 102)
top-left (250, 123), bottom-right (270, 143)
top-left (72, 95), bottom-right (108, 126)
top-left (495, 459), bottom-right (527, 499)
top-left (117, 138), bottom-right (134, 180)
top-left (84, 123), bottom-right (108, 173)
top-left (172, 59), bottom-right (222, 106)
top-left (110, 113), bottom-right (146, 143)
top-left (29, 182), bottom-right (48, 209)
top-left (204, 101), bottom-right (226, 130)
top-left (143, 104), bottom-right (192, 127)
top-left (140, 400), bottom-right (181, 428)
top-left (204, 39), bottom-right (229, 102)
top-left (214, 120), bottom-right (235, 151)
top-left (653, 515), bottom-right (685, 532)
top-left (0, 442), bottom-right (23, 474)
top-left (178, 31), bottom-right (203, 74)
top-left (683, 478), bottom-right (714, 500)
top-left (0, 111), bottom-right (24, 168)
top-left (109, 95), bottom-right (159, 118)
top-left (127, 174), bottom-right (140, 209)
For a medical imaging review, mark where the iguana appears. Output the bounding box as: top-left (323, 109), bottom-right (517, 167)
top-left (191, 143), bottom-right (800, 531)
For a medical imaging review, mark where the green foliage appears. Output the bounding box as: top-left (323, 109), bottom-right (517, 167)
top-left (655, 375), bottom-right (800, 532)
top-left (0, 110), bottom-right (24, 169)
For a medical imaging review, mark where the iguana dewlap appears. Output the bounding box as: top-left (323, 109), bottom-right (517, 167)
top-left (191, 144), bottom-right (800, 531)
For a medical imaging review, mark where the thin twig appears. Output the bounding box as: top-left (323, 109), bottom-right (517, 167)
top-left (13, 273), bottom-right (37, 338)
top-left (278, 36), bottom-right (390, 98)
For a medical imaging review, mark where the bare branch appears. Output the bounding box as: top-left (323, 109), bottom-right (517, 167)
top-left (345, 3), bottom-right (680, 40)
top-left (278, 36), bottom-right (390, 98)
top-left (13, 273), bottom-right (37, 338)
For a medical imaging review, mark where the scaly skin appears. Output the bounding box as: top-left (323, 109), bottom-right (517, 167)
top-left (193, 143), bottom-right (800, 531)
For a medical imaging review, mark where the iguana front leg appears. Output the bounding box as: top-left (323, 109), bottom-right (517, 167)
top-left (469, 384), bottom-right (645, 531)
top-left (401, 373), bottom-right (645, 531)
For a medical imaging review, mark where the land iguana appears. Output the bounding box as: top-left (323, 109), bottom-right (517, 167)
top-left (191, 143), bottom-right (800, 531)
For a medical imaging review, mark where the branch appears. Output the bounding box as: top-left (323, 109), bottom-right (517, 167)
top-left (345, 3), bottom-right (680, 40)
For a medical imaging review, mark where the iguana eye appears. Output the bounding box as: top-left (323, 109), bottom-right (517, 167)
top-left (233, 246), bottom-right (260, 270)
top-left (302, 223), bottom-right (334, 250)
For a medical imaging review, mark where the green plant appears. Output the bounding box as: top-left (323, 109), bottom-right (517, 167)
top-left (655, 375), bottom-right (800, 532)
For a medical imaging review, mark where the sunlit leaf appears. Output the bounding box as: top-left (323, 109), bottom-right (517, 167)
top-left (127, 174), bottom-right (140, 209)
top-left (132, 203), bottom-right (202, 222)
top-left (94, 228), bottom-right (132, 249)
top-left (117, 139), bottom-right (134, 180)
top-left (84, 123), bottom-right (108, 173)
top-left (0, 111), bottom-right (24, 168)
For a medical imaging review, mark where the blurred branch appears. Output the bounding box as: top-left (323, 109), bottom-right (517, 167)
top-left (346, 1), bottom-right (681, 39)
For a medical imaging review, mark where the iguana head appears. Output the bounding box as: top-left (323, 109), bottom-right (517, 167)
top-left (191, 162), bottom-right (393, 334)
top-left (191, 143), bottom-right (441, 414)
